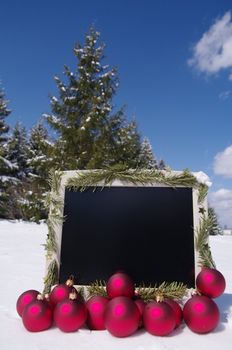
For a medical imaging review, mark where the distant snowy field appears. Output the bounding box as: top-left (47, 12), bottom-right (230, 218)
top-left (0, 220), bottom-right (232, 350)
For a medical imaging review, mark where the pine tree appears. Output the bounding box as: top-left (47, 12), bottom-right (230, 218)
top-left (139, 137), bottom-right (158, 169)
top-left (22, 122), bottom-right (54, 221)
top-left (0, 88), bottom-right (10, 143)
top-left (27, 122), bottom-right (54, 182)
top-left (45, 28), bottom-right (142, 170)
top-left (208, 207), bottom-right (222, 235)
top-left (3, 122), bottom-right (30, 219)
top-left (7, 122), bottom-right (29, 179)
top-left (0, 89), bottom-right (18, 217)
top-left (158, 159), bottom-right (166, 170)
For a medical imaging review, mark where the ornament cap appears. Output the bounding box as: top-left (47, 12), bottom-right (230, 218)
top-left (66, 275), bottom-right (75, 287)
top-left (69, 288), bottom-right (78, 300)
top-left (191, 289), bottom-right (201, 297)
top-left (44, 293), bottom-right (50, 300)
top-left (37, 294), bottom-right (44, 301)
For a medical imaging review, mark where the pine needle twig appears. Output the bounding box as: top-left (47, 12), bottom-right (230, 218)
top-left (137, 282), bottom-right (188, 302)
top-left (195, 214), bottom-right (216, 268)
top-left (48, 168), bottom-right (63, 195)
top-left (43, 259), bottom-right (59, 294)
top-left (87, 280), bottom-right (107, 298)
top-left (198, 184), bottom-right (208, 205)
top-left (66, 167), bottom-right (200, 192)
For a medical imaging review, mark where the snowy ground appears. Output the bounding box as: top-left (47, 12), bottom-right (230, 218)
top-left (0, 220), bottom-right (232, 350)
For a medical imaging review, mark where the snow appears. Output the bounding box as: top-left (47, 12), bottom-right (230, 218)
top-left (64, 96), bottom-right (76, 102)
top-left (0, 175), bottom-right (19, 184)
top-left (192, 171), bottom-right (212, 187)
top-left (0, 220), bottom-right (231, 350)
top-left (44, 139), bottom-right (54, 147)
top-left (0, 156), bottom-right (18, 170)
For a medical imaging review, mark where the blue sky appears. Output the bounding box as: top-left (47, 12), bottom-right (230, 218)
top-left (1, 0), bottom-right (232, 226)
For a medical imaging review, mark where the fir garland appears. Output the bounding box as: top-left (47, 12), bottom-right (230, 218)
top-left (43, 259), bottom-right (59, 294)
top-left (87, 280), bottom-right (188, 301)
top-left (87, 280), bottom-right (107, 298)
top-left (66, 166), bottom-right (200, 192)
top-left (43, 169), bottom-right (64, 293)
top-left (198, 183), bottom-right (208, 205)
top-left (195, 214), bottom-right (216, 269)
top-left (136, 282), bottom-right (188, 302)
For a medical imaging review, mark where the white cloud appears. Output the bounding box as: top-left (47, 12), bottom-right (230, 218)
top-left (214, 145), bottom-right (232, 178)
top-left (188, 11), bottom-right (232, 78)
top-left (209, 188), bottom-right (232, 227)
top-left (218, 90), bottom-right (232, 100)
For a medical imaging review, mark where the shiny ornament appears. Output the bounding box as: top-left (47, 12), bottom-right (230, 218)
top-left (134, 299), bottom-right (145, 328)
top-left (164, 299), bottom-right (183, 328)
top-left (50, 276), bottom-right (77, 307)
top-left (54, 290), bottom-right (87, 332)
top-left (86, 296), bottom-right (109, 330)
top-left (183, 295), bottom-right (220, 334)
top-left (196, 268), bottom-right (226, 298)
top-left (106, 272), bottom-right (134, 299)
top-left (22, 295), bottom-right (53, 332)
top-left (143, 301), bottom-right (176, 336)
top-left (16, 289), bottom-right (39, 317)
top-left (104, 296), bottom-right (140, 337)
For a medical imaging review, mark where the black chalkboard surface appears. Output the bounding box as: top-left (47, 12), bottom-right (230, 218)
top-left (59, 186), bottom-right (195, 287)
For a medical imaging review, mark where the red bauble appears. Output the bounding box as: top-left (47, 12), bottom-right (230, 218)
top-left (106, 272), bottom-right (134, 299)
top-left (183, 295), bottom-right (220, 334)
top-left (196, 268), bottom-right (226, 298)
top-left (134, 299), bottom-right (145, 328)
top-left (164, 299), bottom-right (183, 328)
top-left (86, 296), bottom-right (109, 330)
top-left (22, 296), bottom-right (53, 332)
top-left (50, 276), bottom-right (77, 307)
top-left (104, 296), bottom-right (140, 337)
top-left (143, 301), bottom-right (176, 336)
top-left (16, 289), bottom-right (39, 317)
top-left (54, 292), bottom-right (87, 332)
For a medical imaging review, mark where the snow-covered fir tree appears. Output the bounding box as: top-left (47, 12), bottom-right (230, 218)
top-left (6, 122), bottom-right (29, 179)
top-left (0, 88), bottom-right (10, 143)
top-left (158, 159), bottom-right (166, 170)
top-left (27, 122), bottom-right (54, 182)
top-left (45, 28), bottom-right (143, 170)
top-left (208, 207), bottom-right (222, 235)
top-left (139, 137), bottom-right (158, 169)
top-left (20, 122), bottom-right (55, 221)
top-left (0, 89), bottom-right (18, 217)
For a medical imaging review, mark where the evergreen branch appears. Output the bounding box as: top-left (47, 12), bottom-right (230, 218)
top-left (66, 167), bottom-right (200, 192)
top-left (43, 218), bottom-right (57, 257)
top-left (43, 259), bottom-right (59, 294)
top-left (48, 168), bottom-right (63, 195)
top-left (136, 283), bottom-right (155, 301)
top-left (198, 184), bottom-right (208, 205)
top-left (195, 214), bottom-right (216, 268)
top-left (87, 280), bottom-right (107, 298)
top-left (44, 177), bottom-right (64, 258)
top-left (137, 282), bottom-right (188, 302)
top-left (198, 245), bottom-right (216, 269)
top-left (195, 214), bottom-right (213, 251)
top-left (155, 282), bottom-right (188, 300)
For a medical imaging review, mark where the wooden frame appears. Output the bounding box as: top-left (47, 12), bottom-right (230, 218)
top-left (43, 169), bottom-right (210, 293)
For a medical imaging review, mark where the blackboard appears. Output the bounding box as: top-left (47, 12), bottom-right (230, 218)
top-left (59, 186), bottom-right (195, 288)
